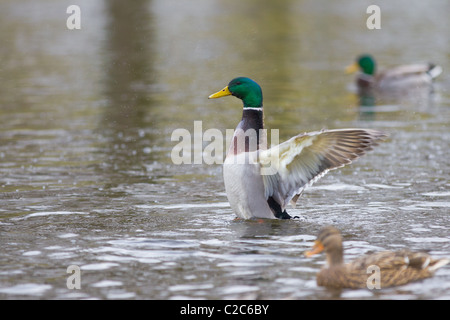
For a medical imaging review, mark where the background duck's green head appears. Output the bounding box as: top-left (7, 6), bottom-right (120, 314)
top-left (346, 54), bottom-right (376, 75)
top-left (209, 77), bottom-right (263, 109)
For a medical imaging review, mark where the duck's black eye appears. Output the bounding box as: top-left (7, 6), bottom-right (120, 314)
top-left (235, 81), bottom-right (241, 85)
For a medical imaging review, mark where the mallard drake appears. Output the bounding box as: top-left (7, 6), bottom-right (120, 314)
top-left (305, 226), bottom-right (449, 289)
top-left (346, 54), bottom-right (442, 96)
top-left (208, 77), bottom-right (387, 220)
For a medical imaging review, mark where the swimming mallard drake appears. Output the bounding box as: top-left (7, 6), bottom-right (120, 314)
top-left (208, 77), bottom-right (387, 220)
top-left (346, 54), bottom-right (442, 96)
top-left (305, 226), bottom-right (449, 289)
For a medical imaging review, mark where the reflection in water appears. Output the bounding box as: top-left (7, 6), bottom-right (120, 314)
top-left (356, 86), bottom-right (438, 122)
top-left (230, 218), bottom-right (308, 239)
top-left (0, 0), bottom-right (449, 300)
top-left (99, 0), bottom-right (164, 185)
top-left (358, 95), bottom-right (377, 121)
top-left (102, 0), bottom-right (153, 132)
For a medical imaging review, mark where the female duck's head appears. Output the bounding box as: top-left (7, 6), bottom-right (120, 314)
top-left (209, 77), bottom-right (263, 109)
top-left (305, 226), bottom-right (344, 266)
top-left (346, 54), bottom-right (376, 76)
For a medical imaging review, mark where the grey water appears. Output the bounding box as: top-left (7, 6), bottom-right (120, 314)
top-left (0, 0), bottom-right (449, 299)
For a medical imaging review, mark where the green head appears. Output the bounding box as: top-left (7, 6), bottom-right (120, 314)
top-left (209, 77), bottom-right (263, 109)
top-left (357, 54), bottom-right (376, 75)
top-left (346, 54), bottom-right (376, 75)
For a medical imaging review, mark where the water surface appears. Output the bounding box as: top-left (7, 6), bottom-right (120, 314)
top-left (0, 0), bottom-right (449, 300)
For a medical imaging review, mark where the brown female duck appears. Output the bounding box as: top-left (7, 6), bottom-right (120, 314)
top-left (305, 226), bottom-right (449, 289)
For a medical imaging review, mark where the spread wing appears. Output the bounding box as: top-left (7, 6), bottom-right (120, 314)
top-left (258, 129), bottom-right (387, 210)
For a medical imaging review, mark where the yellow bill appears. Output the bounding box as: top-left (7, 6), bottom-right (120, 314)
top-left (209, 86), bottom-right (232, 99)
top-left (345, 62), bottom-right (359, 74)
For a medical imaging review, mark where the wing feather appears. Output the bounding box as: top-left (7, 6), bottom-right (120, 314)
top-left (259, 129), bottom-right (387, 210)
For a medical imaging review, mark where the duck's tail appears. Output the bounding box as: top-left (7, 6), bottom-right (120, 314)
top-left (427, 63), bottom-right (443, 79)
top-left (428, 258), bottom-right (450, 273)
